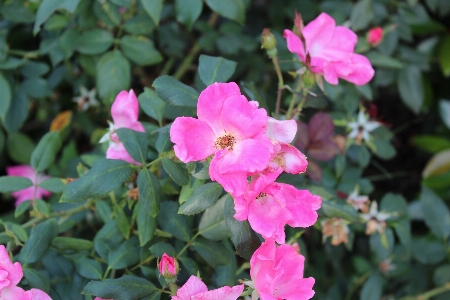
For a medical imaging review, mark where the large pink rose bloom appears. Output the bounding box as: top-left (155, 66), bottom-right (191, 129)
top-left (99, 90), bottom-right (145, 165)
top-left (250, 239), bottom-right (315, 300)
top-left (172, 275), bottom-right (243, 300)
top-left (6, 165), bottom-right (51, 206)
top-left (284, 12), bottom-right (374, 85)
top-left (170, 82), bottom-right (273, 197)
top-left (0, 245), bottom-right (51, 300)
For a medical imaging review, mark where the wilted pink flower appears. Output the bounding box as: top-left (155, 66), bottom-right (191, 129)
top-left (234, 173), bottom-right (321, 244)
top-left (367, 27), bottom-right (383, 47)
top-left (158, 253), bottom-right (178, 279)
top-left (6, 165), bottom-right (51, 206)
top-left (250, 239), bottom-right (315, 300)
top-left (99, 90), bottom-right (145, 165)
top-left (170, 82), bottom-right (273, 197)
top-left (284, 12), bottom-right (375, 85)
top-left (172, 275), bottom-right (244, 300)
top-left (0, 245), bottom-right (51, 300)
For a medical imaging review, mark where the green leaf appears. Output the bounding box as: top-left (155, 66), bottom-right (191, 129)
top-left (149, 242), bottom-right (176, 257)
top-left (140, 0), bottom-right (164, 26)
top-left (198, 55), bottom-right (237, 86)
top-left (412, 238), bottom-right (446, 264)
top-left (97, 50), bottom-right (131, 103)
top-left (199, 195), bottom-right (229, 241)
top-left (224, 195), bottom-right (260, 260)
top-left (21, 218), bottom-right (58, 264)
top-left (421, 187), bottom-right (450, 239)
top-left (398, 64), bottom-right (424, 114)
top-left (438, 34), bottom-right (450, 76)
top-left (366, 52), bottom-right (404, 69)
top-left (321, 199), bottom-right (360, 222)
top-left (350, 0), bottom-right (374, 31)
top-left (5, 222), bottom-right (28, 243)
top-left (162, 158), bottom-right (189, 186)
top-left (3, 88), bottom-right (29, 133)
top-left (175, 0), bottom-right (203, 29)
top-left (51, 237), bottom-right (94, 251)
top-left (33, 0), bottom-right (80, 34)
top-left (39, 177), bottom-right (65, 193)
top-left (434, 264), bottom-right (450, 286)
top-left (75, 257), bottom-right (103, 280)
top-left (76, 29), bottom-right (114, 55)
top-left (153, 75), bottom-right (199, 107)
top-left (179, 182), bottom-right (223, 215)
top-left (21, 78), bottom-right (52, 98)
top-left (23, 267), bottom-right (50, 293)
top-left (30, 131), bottom-right (62, 172)
top-left (135, 202), bottom-right (157, 246)
top-left (0, 176), bottom-right (33, 193)
top-left (120, 35), bottom-right (163, 66)
top-left (114, 204), bottom-right (130, 239)
top-left (158, 201), bottom-right (191, 242)
top-left (0, 72), bottom-right (12, 122)
top-left (94, 220), bottom-right (124, 262)
top-left (191, 236), bottom-right (230, 267)
top-left (21, 62), bottom-right (50, 78)
top-left (138, 88), bottom-right (166, 126)
top-left (83, 275), bottom-right (158, 299)
top-left (373, 139), bottom-right (396, 160)
top-left (369, 228), bottom-right (394, 261)
top-left (61, 159), bottom-right (133, 203)
top-left (205, 0), bottom-right (245, 24)
top-left (7, 133), bottom-right (35, 164)
top-left (439, 99), bottom-right (450, 129)
top-left (35, 200), bottom-right (50, 217)
top-left (15, 200), bottom-right (31, 218)
top-left (108, 236), bottom-right (140, 269)
top-left (116, 128), bottom-right (148, 164)
top-left (138, 168), bottom-right (161, 218)
top-left (411, 135), bottom-right (450, 153)
top-left (360, 272), bottom-right (383, 300)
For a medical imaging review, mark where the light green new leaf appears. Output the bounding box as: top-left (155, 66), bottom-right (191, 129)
top-left (31, 132), bottom-right (62, 172)
top-left (21, 218), bottom-right (58, 264)
top-left (97, 50), bottom-right (130, 103)
top-left (179, 182), bottom-right (223, 215)
top-left (205, 0), bottom-right (245, 24)
top-left (140, 0), bottom-right (164, 26)
top-left (120, 35), bottom-right (163, 66)
top-left (77, 29), bottom-right (114, 55)
top-left (198, 55), bottom-right (237, 86)
top-left (153, 75), bottom-right (199, 107)
top-left (438, 34), bottom-right (450, 77)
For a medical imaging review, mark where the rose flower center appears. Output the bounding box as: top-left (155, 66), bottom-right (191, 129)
top-left (214, 134), bottom-right (236, 150)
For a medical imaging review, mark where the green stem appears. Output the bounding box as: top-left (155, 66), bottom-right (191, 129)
top-left (129, 255), bottom-right (155, 272)
top-left (7, 49), bottom-right (40, 59)
top-left (344, 271), bottom-right (371, 300)
top-left (400, 283), bottom-right (450, 300)
top-left (161, 57), bottom-right (175, 76)
top-left (235, 262), bottom-right (250, 276)
top-left (286, 76), bottom-right (303, 119)
top-left (146, 156), bottom-right (163, 168)
top-left (176, 232), bottom-right (201, 258)
top-left (271, 55), bottom-right (284, 119)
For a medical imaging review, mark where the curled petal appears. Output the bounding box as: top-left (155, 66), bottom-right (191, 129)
top-left (283, 29), bottom-right (306, 62)
top-left (334, 54), bottom-right (375, 85)
top-left (172, 276), bottom-right (208, 300)
top-left (111, 90), bottom-right (140, 128)
top-left (210, 155), bottom-right (248, 198)
top-left (283, 185), bottom-right (322, 228)
top-left (278, 143), bottom-right (308, 174)
top-left (106, 142), bottom-right (140, 165)
top-left (266, 118), bottom-right (297, 144)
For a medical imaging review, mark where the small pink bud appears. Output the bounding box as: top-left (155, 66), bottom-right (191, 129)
top-left (261, 28), bottom-right (277, 51)
top-left (367, 27), bottom-right (383, 47)
top-left (158, 253), bottom-right (179, 280)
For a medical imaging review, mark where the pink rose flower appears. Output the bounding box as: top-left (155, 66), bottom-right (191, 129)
top-left (250, 239), bottom-right (315, 300)
top-left (99, 90), bottom-right (145, 165)
top-left (234, 173), bottom-right (321, 244)
top-left (367, 27), bottom-right (383, 47)
top-left (158, 253), bottom-right (178, 278)
top-left (0, 245), bottom-right (51, 300)
top-left (170, 82), bottom-right (273, 197)
top-left (6, 165), bottom-right (51, 206)
top-left (284, 12), bottom-right (375, 85)
top-left (172, 275), bottom-right (243, 300)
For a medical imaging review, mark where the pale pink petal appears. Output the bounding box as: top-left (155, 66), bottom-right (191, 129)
top-left (111, 90), bottom-right (140, 128)
top-left (11, 188), bottom-right (36, 206)
top-left (309, 56), bottom-right (327, 74)
top-left (233, 195), bottom-right (249, 221)
top-left (210, 155), bottom-right (248, 198)
top-left (334, 54), bottom-right (375, 85)
top-left (128, 121), bottom-right (145, 133)
top-left (30, 289), bottom-right (52, 300)
top-left (172, 276), bottom-right (208, 300)
top-left (308, 112), bottom-right (335, 142)
top-left (266, 118), bottom-right (297, 144)
top-left (0, 245), bottom-right (23, 287)
top-left (191, 284), bottom-right (244, 300)
top-left (197, 82), bottom-right (241, 137)
top-left (323, 62), bottom-right (339, 85)
top-left (283, 30), bottom-right (306, 62)
top-left (283, 185), bottom-right (321, 228)
top-left (325, 26), bottom-right (357, 54)
top-left (170, 117), bottom-right (216, 163)
top-left (279, 144), bottom-right (308, 174)
top-left (1, 285), bottom-right (31, 300)
top-left (302, 12), bottom-right (335, 57)
top-left (6, 165), bottom-right (36, 181)
top-left (106, 142), bottom-right (140, 165)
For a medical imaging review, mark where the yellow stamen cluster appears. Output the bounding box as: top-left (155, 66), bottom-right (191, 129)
top-left (214, 134), bottom-right (236, 150)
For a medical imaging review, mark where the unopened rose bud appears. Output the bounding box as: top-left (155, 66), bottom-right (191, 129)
top-left (303, 69), bottom-right (315, 87)
top-left (293, 11), bottom-right (304, 38)
top-left (158, 253), bottom-right (179, 282)
top-left (367, 27), bottom-right (383, 47)
top-left (261, 28), bottom-right (277, 57)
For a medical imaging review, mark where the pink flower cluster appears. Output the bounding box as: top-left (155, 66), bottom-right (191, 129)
top-left (170, 82), bottom-right (319, 299)
top-left (0, 245), bottom-right (51, 300)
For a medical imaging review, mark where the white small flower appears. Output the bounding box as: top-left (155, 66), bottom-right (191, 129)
top-left (99, 120), bottom-right (118, 145)
top-left (73, 85), bottom-right (99, 111)
top-left (361, 201), bottom-right (392, 235)
top-left (347, 110), bottom-right (380, 143)
top-left (347, 187), bottom-right (370, 213)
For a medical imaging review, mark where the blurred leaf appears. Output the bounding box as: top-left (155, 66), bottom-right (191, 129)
top-left (179, 182), bottom-right (223, 215)
top-left (15, 200), bottom-right (31, 218)
top-left (120, 35), bottom-right (163, 66)
top-left (21, 61), bottom-right (50, 78)
top-left (39, 177), bottom-right (65, 193)
top-left (224, 195), bottom-right (260, 260)
top-left (140, 0), bottom-right (163, 26)
top-left (116, 128), bottom-right (148, 164)
top-left (411, 135), bottom-right (450, 154)
top-left (97, 50), bottom-right (130, 103)
top-left (158, 201), bottom-right (191, 241)
top-left (321, 199), bottom-right (360, 222)
top-left (149, 242), bottom-right (176, 257)
top-left (153, 75), bottom-right (199, 107)
top-left (75, 257), bottom-right (103, 280)
top-left (439, 99), bottom-right (450, 129)
top-left (83, 275), bottom-right (158, 299)
top-left (0, 176), bottom-right (32, 193)
top-left (77, 29), bottom-right (114, 55)
top-left (7, 133), bottom-right (35, 164)
top-left (366, 52), bottom-right (404, 69)
top-left (138, 168), bottom-right (161, 218)
top-left (108, 237), bottom-right (140, 269)
top-left (198, 55), bottom-right (237, 86)
top-left (33, 0), bottom-right (81, 34)
top-left (240, 81), bottom-right (269, 111)
top-left (21, 78), bottom-right (52, 98)
top-left (0, 72), bottom-right (12, 122)
top-left (205, 0), bottom-right (245, 24)
top-left (191, 236), bottom-right (230, 267)
top-left (24, 267), bottom-right (50, 293)
top-left (423, 172), bottom-right (450, 190)
top-left (0, 58), bottom-right (27, 70)
top-left (30, 132), bottom-right (62, 172)
top-left (5, 222), bottom-right (28, 243)
top-left (138, 88), bottom-right (166, 126)
top-left (373, 139), bottom-right (396, 160)
top-left (370, 228), bottom-right (394, 261)
top-left (51, 237), bottom-right (94, 251)
top-left (21, 218), bottom-right (58, 264)
top-left (162, 158), bottom-right (189, 186)
top-left (412, 238), bottom-right (446, 264)
top-left (35, 200), bottom-right (50, 217)
top-left (135, 202), bottom-right (157, 246)
top-left (175, 0), bottom-right (203, 29)
top-left (350, 0), bottom-right (374, 31)
top-left (360, 272), bottom-right (383, 300)
top-left (422, 149), bottom-right (450, 178)
top-left (199, 195), bottom-right (229, 241)
top-left (434, 264), bottom-right (450, 286)
top-left (421, 187), bottom-right (450, 239)
top-left (3, 88), bottom-right (28, 133)
top-left (380, 193), bottom-right (408, 214)
top-left (394, 219), bottom-right (412, 251)
top-left (398, 65), bottom-right (424, 114)
top-left (61, 159), bottom-right (132, 203)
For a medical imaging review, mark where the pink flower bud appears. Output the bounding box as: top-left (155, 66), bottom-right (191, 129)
top-left (158, 253), bottom-right (178, 279)
top-left (367, 27), bottom-right (383, 47)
